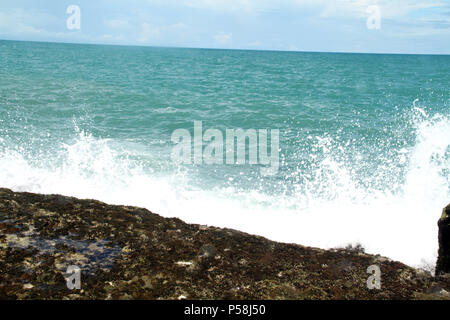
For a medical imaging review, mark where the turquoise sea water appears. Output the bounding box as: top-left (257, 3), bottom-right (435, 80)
top-left (0, 40), bottom-right (449, 267)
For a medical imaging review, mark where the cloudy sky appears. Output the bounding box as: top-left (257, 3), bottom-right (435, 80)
top-left (0, 0), bottom-right (449, 54)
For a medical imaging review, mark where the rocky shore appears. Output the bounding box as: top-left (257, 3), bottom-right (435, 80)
top-left (0, 187), bottom-right (449, 300)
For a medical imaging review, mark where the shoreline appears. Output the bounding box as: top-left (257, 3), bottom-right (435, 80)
top-left (0, 187), bottom-right (449, 299)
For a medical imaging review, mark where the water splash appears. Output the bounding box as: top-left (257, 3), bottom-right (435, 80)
top-left (0, 105), bottom-right (449, 269)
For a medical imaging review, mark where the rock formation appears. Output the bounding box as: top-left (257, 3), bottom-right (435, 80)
top-left (0, 188), bottom-right (449, 300)
top-left (436, 203), bottom-right (450, 276)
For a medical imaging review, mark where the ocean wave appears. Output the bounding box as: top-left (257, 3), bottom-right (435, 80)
top-left (0, 105), bottom-right (448, 269)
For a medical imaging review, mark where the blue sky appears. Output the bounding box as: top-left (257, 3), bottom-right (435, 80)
top-left (0, 0), bottom-right (449, 54)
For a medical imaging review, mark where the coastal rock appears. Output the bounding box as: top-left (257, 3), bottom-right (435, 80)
top-left (436, 203), bottom-right (450, 276)
top-left (0, 188), bottom-right (448, 300)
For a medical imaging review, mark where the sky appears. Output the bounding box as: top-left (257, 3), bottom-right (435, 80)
top-left (0, 0), bottom-right (449, 54)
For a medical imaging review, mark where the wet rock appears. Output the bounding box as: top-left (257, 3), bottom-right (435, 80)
top-left (0, 187), bottom-right (449, 300)
top-left (436, 203), bottom-right (450, 275)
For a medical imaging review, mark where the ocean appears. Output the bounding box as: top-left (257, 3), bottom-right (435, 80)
top-left (0, 40), bottom-right (449, 268)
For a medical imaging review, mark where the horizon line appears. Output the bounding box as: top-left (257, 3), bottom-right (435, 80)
top-left (1, 38), bottom-right (449, 57)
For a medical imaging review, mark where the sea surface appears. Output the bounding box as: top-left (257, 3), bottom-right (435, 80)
top-left (0, 40), bottom-right (449, 268)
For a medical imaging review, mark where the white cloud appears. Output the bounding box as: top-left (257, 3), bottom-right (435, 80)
top-left (137, 22), bottom-right (160, 43)
top-left (164, 22), bottom-right (187, 32)
top-left (0, 8), bottom-right (65, 39)
top-left (105, 19), bottom-right (129, 29)
top-left (213, 32), bottom-right (232, 44)
top-left (290, 0), bottom-right (449, 20)
top-left (135, 21), bottom-right (189, 44)
top-left (186, 0), bottom-right (256, 13)
top-left (0, 7), bottom-right (132, 45)
top-left (98, 33), bottom-right (126, 42)
top-left (146, 0), bottom-right (450, 20)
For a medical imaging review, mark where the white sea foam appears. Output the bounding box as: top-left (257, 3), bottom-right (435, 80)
top-left (0, 107), bottom-right (448, 269)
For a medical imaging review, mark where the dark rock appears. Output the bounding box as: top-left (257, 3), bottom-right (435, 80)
top-left (0, 187), bottom-right (449, 300)
top-left (436, 204), bottom-right (450, 276)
